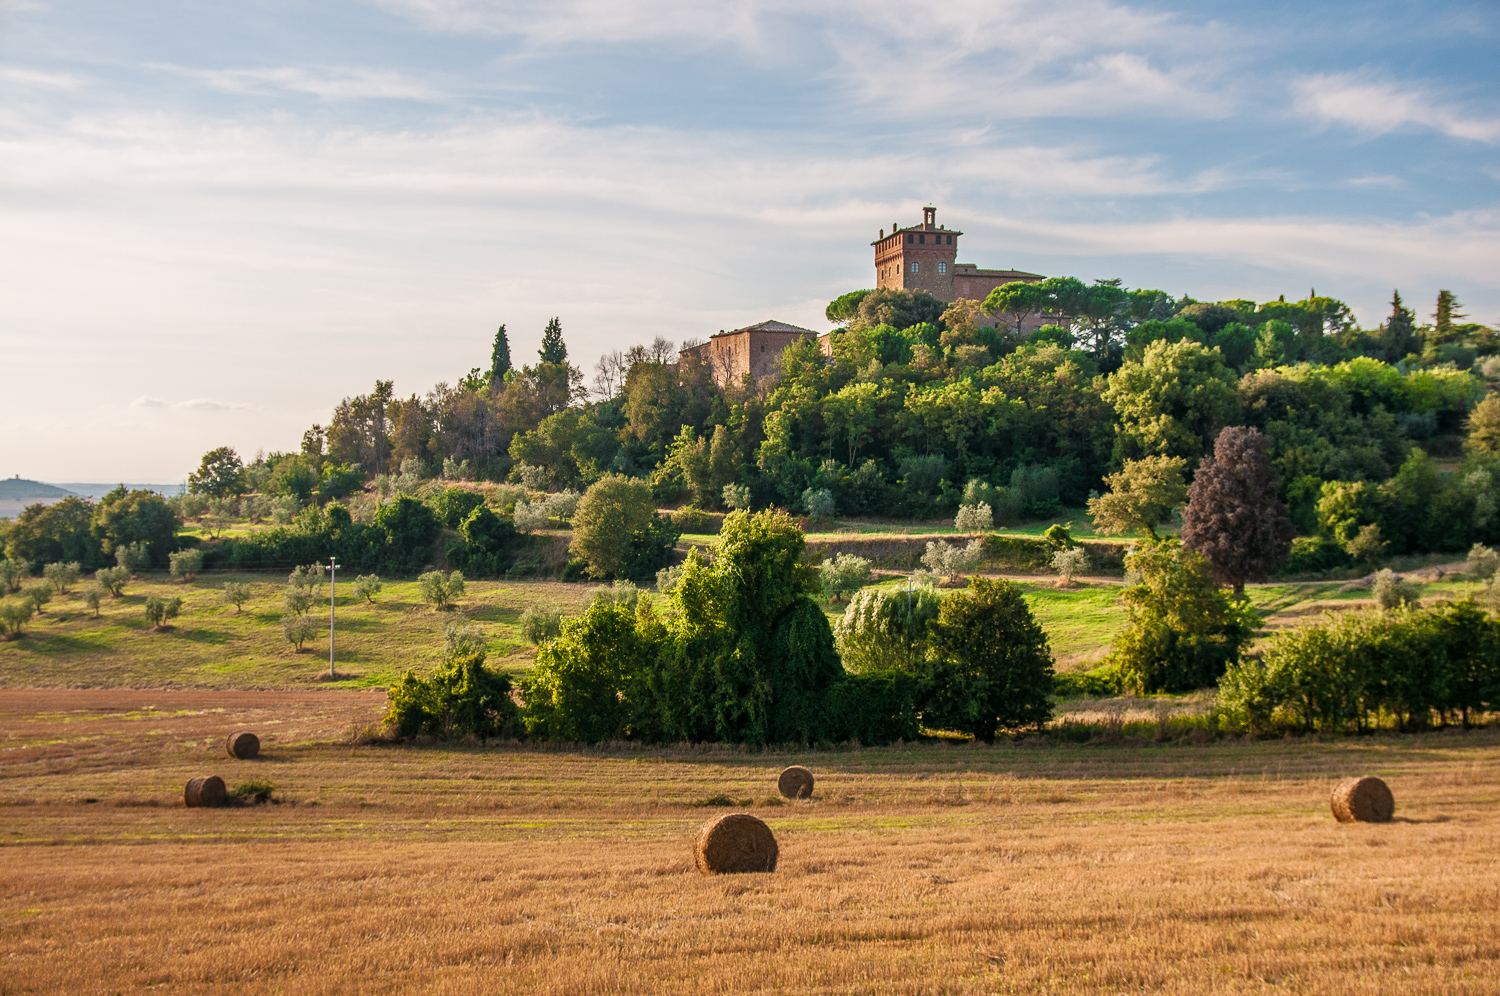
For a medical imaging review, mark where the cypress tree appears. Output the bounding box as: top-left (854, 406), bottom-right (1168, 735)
top-left (1434, 290), bottom-right (1464, 344)
top-left (539, 317), bottom-right (567, 364)
top-left (489, 325), bottom-right (511, 384)
top-left (1381, 289), bottom-right (1417, 361)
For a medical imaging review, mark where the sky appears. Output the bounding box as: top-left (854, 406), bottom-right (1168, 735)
top-left (2, 0), bottom-right (1498, 481)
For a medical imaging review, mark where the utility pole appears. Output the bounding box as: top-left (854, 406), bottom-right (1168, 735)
top-left (329, 557), bottom-right (340, 679)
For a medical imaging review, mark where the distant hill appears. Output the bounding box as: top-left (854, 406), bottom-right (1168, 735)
top-left (0, 477), bottom-right (76, 500)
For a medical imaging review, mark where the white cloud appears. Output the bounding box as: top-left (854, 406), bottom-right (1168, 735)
top-left (1293, 73), bottom-right (1500, 144)
top-left (131, 396), bottom-right (167, 408)
top-left (152, 65), bottom-right (448, 101)
top-left (0, 66), bottom-right (84, 90)
top-left (130, 395), bottom-right (250, 411)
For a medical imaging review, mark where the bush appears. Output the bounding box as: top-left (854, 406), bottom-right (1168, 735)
top-left (1051, 546), bottom-right (1090, 585)
top-left (168, 548), bottom-right (203, 582)
top-left (1373, 569), bottom-right (1420, 610)
top-left (1110, 540), bottom-right (1256, 693)
top-left (513, 501), bottom-right (550, 532)
top-left (418, 570), bottom-right (466, 610)
top-left (0, 599), bottom-right (36, 637)
top-left (672, 505), bottom-right (719, 534)
top-left (953, 502), bottom-right (993, 532)
top-left (143, 595), bottom-right (183, 629)
top-left (429, 487), bottom-right (486, 529)
top-left (518, 605), bottom-right (564, 644)
top-left (1053, 662), bottom-right (1125, 698)
top-left (386, 628), bottom-right (519, 743)
top-left (919, 577), bottom-right (1055, 741)
top-left (655, 564), bottom-right (683, 593)
top-left (921, 539), bottom-right (983, 583)
top-left (835, 585), bottom-right (941, 673)
top-left (1219, 600), bottom-right (1500, 734)
top-left (221, 581), bottom-right (252, 613)
top-left (372, 495), bottom-right (440, 574)
top-left (115, 541), bottom-right (150, 575)
top-left (1466, 543), bottom-right (1500, 581)
top-left (590, 579), bottom-right (639, 610)
top-left (801, 488), bottom-right (837, 524)
top-left (722, 483), bottom-right (752, 510)
top-left (282, 613), bottom-right (318, 651)
top-left (545, 489), bottom-right (581, 522)
top-left (1283, 535), bottom-right (1354, 574)
top-left (82, 585), bottom-right (104, 617)
top-left (96, 566), bottom-right (128, 597)
top-left (1010, 464), bottom-right (1060, 518)
top-left (353, 574), bottom-right (382, 603)
top-left (23, 584), bottom-right (51, 615)
top-left (818, 552), bottom-right (872, 602)
top-left (442, 456), bottom-right (472, 481)
top-left (42, 561), bottom-right (80, 594)
top-left (0, 558), bottom-right (28, 593)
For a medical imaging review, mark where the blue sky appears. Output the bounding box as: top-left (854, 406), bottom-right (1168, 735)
top-left (2, 0), bottom-right (1498, 479)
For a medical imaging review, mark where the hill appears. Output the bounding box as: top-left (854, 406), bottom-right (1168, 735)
top-left (0, 477), bottom-right (75, 500)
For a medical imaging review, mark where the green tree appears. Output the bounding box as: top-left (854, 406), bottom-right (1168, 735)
top-left (418, 570), bottom-right (466, 610)
top-left (4, 497), bottom-right (104, 567)
top-left (982, 281), bottom-right (1048, 338)
top-left (373, 495), bottom-right (440, 573)
top-left (1110, 540), bottom-right (1256, 692)
top-left (520, 601), bottom-right (648, 742)
top-left (222, 581), bottom-right (252, 613)
top-left (168, 548), bottom-right (203, 582)
top-left (42, 561), bottom-right (80, 594)
top-left (490, 324), bottom-right (512, 384)
top-left (269, 455), bottom-right (319, 501)
top-left (94, 489), bottom-right (180, 567)
top-left (919, 577), bottom-right (1055, 742)
top-left (835, 585), bottom-right (941, 674)
top-left (1102, 339), bottom-right (1241, 464)
top-left (826, 289), bottom-right (874, 324)
top-left (1086, 455), bottom-right (1188, 539)
top-left (1432, 290), bottom-right (1465, 346)
top-left (539, 317), bottom-right (567, 364)
top-left (1380, 289), bottom-right (1418, 362)
top-left (1466, 394), bottom-right (1500, 455)
top-left (188, 446), bottom-right (246, 498)
top-left (143, 595), bottom-right (183, 629)
top-left (353, 574), bottom-right (382, 603)
top-left (570, 474), bottom-right (677, 581)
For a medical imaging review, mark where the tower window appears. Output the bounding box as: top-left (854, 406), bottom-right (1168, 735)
top-left (946, 235), bottom-right (952, 245)
top-left (911, 261), bottom-right (919, 273)
top-left (907, 234), bottom-right (913, 244)
top-left (919, 234), bottom-right (925, 244)
top-left (938, 262), bottom-right (947, 273)
top-left (760, 344), bottom-right (766, 352)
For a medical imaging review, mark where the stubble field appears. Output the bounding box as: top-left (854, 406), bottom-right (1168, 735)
top-left (3, 689), bottom-right (1499, 995)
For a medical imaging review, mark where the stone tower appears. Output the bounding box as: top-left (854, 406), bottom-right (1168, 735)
top-left (872, 206), bottom-right (960, 300)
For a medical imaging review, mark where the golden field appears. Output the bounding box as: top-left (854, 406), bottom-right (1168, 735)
top-left (2, 689), bottom-right (1499, 995)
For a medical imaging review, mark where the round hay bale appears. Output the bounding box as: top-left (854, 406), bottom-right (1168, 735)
top-left (184, 775), bottom-right (228, 809)
top-left (225, 731), bottom-right (260, 759)
top-left (777, 765), bottom-right (814, 799)
top-left (1330, 776), bottom-right (1394, 823)
top-left (694, 813), bottom-right (778, 875)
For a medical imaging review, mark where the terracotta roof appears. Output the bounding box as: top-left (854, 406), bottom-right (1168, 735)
top-left (710, 320), bottom-right (819, 339)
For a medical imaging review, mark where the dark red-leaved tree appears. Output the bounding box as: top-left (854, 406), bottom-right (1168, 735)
top-left (1181, 426), bottom-right (1295, 597)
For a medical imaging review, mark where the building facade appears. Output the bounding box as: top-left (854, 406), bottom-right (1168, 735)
top-left (872, 206), bottom-right (1044, 305)
top-left (679, 319), bottom-right (823, 388)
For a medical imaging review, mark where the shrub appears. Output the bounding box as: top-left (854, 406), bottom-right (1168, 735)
top-left (1051, 546), bottom-right (1090, 586)
top-left (672, 505), bottom-right (718, 534)
top-left (442, 456), bottom-right (472, 481)
top-left (0, 558), bottom-right (28, 593)
top-left (545, 489), bottom-right (581, 522)
top-left (114, 542), bottom-right (150, 575)
top-left (512, 501), bottom-right (549, 532)
top-left (372, 495), bottom-right (440, 573)
top-left (221, 581), bottom-right (252, 613)
top-left (82, 585), bottom-right (105, 617)
top-left (520, 601), bottom-right (649, 742)
top-left (353, 574), bottom-right (383, 603)
top-left (282, 613), bottom-right (318, 651)
top-left (1466, 543), bottom-right (1500, 581)
top-left (1010, 464), bottom-right (1060, 518)
top-left (953, 502), bottom-right (993, 532)
top-left (429, 487), bottom-right (486, 529)
top-left (1373, 569), bottom-right (1420, 611)
top-left (23, 584), bottom-right (51, 615)
top-left (42, 561), bottom-right (80, 594)
top-left (801, 487), bottom-right (837, 523)
top-left (1053, 662), bottom-right (1125, 698)
top-left (591, 579), bottom-right (639, 610)
top-left (1, 599), bottom-right (36, 637)
top-left (231, 780), bottom-right (276, 805)
top-left (921, 538), bottom-right (983, 583)
top-left (386, 628), bottom-right (519, 743)
top-left (518, 605), bottom-right (564, 644)
top-left (722, 483), bottom-right (752, 510)
top-left (418, 570), bottom-right (466, 610)
top-left (143, 595), bottom-right (183, 629)
top-left (1109, 540), bottom-right (1256, 693)
top-left (1345, 523), bottom-right (1387, 567)
top-left (96, 566), bottom-right (128, 597)
top-left (655, 564), bottom-right (683, 593)
top-left (835, 585), bottom-right (941, 673)
top-left (168, 548), bottom-right (203, 582)
top-left (919, 577), bottom-right (1055, 741)
top-left (818, 553), bottom-right (872, 602)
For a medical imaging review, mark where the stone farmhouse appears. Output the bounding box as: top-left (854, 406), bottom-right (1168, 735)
top-left (680, 207), bottom-right (1046, 388)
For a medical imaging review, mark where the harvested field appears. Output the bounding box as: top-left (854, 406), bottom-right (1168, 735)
top-left (3, 689), bottom-right (1499, 994)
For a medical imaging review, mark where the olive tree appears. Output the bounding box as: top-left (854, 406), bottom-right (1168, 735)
top-left (42, 561), bottom-right (81, 594)
top-left (418, 570), bottom-right (466, 610)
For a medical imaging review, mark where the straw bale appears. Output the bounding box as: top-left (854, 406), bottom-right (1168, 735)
top-left (226, 731), bottom-right (260, 759)
top-left (777, 765), bottom-right (814, 799)
top-left (184, 775), bottom-right (228, 808)
top-left (1330, 776), bottom-right (1394, 823)
top-left (694, 813), bottom-right (778, 874)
